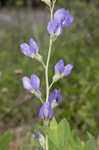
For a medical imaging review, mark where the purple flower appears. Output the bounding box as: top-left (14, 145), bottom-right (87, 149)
top-left (54, 8), bottom-right (74, 27)
top-left (54, 8), bottom-right (68, 24)
top-left (55, 59), bottom-right (73, 76)
top-left (48, 89), bottom-right (62, 105)
top-left (47, 8), bottom-right (74, 35)
top-left (20, 38), bottom-right (38, 57)
top-left (39, 102), bottom-right (54, 119)
top-left (35, 129), bottom-right (42, 141)
top-left (22, 74), bottom-right (40, 92)
top-left (47, 19), bottom-right (63, 36)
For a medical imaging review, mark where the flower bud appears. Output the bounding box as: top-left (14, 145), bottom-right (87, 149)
top-left (35, 130), bottom-right (45, 149)
top-left (41, 0), bottom-right (51, 7)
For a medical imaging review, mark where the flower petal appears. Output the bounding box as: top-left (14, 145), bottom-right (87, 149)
top-left (48, 89), bottom-right (57, 104)
top-left (29, 38), bottom-right (38, 54)
top-left (39, 102), bottom-right (54, 119)
top-left (64, 14), bottom-right (74, 27)
top-left (56, 89), bottom-right (62, 104)
top-left (49, 89), bottom-right (62, 106)
top-left (22, 76), bottom-right (32, 91)
top-left (31, 74), bottom-right (40, 90)
top-left (49, 106), bottom-right (54, 119)
top-left (39, 102), bottom-right (48, 119)
top-left (20, 43), bottom-right (32, 57)
top-left (47, 19), bottom-right (62, 36)
top-left (64, 64), bottom-right (73, 76)
top-left (54, 8), bottom-right (67, 24)
top-left (55, 59), bottom-right (64, 74)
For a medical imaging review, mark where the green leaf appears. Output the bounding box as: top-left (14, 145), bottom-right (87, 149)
top-left (84, 139), bottom-right (97, 150)
top-left (87, 132), bottom-right (94, 139)
top-left (0, 132), bottom-right (14, 150)
top-left (48, 118), bottom-right (61, 149)
top-left (58, 119), bottom-right (71, 147)
top-left (39, 118), bottom-right (97, 150)
top-left (50, 117), bottom-right (58, 130)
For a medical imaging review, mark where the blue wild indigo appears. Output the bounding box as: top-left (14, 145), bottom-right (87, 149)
top-left (54, 8), bottom-right (74, 27)
top-left (22, 74), bottom-right (40, 92)
top-left (20, 0), bottom-right (74, 149)
top-left (39, 102), bottom-right (54, 120)
top-left (20, 38), bottom-right (38, 57)
top-left (48, 89), bottom-right (62, 108)
top-left (20, 38), bottom-right (44, 64)
top-left (20, 1), bottom-right (97, 149)
top-left (47, 8), bottom-right (74, 36)
top-left (53, 59), bottom-right (73, 82)
top-left (54, 59), bottom-right (73, 76)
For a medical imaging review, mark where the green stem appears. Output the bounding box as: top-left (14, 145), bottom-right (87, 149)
top-left (49, 80), bottom-right (54, 90)
top-left (45, 38), bottom-right (53, 102)
top-left (45, 7), bottom-right (54, 102)
top-left (46, 135), bottom-right (48, 150)
top-left (45, 2), bottom-right (56, 150)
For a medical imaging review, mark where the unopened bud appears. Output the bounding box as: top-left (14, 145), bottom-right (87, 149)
top-left (41, 0), bottom-right (51, 7)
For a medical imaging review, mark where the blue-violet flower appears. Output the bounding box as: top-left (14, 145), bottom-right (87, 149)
top-left (22, 74), bottom-right (40, 92)
top-left (47, 8), bottom-right (74, 36)
top-left (20, 38), bottom-right (38, 58)
top-left (39, 102), bottom-right (54, 120)
top-left (54, 8), bottom-right (74, 27)
top-left (48, 89), bottom-right (62, 108)
top-left (55, 59), bottom-right (73, 76)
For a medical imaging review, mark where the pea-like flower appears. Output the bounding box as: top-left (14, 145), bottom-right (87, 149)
top-left (22, 74), bottom-right (40, 92)
top-left (47, 19), bottom-right (63, 36)
top-left (55, 59), bottom-right (73, 76)
top-left (53, 59), bottom-right (73, 82)
top-left (39, 102), bottom-right (54, 120)
top-left (48, 89), bottom-right (62, 108)
top-left (20, 38), bottom-right (38, 57)
top-left (47, 8), bottom-right (74, 36)
top-left (54, 8), bottom-right (74, 27)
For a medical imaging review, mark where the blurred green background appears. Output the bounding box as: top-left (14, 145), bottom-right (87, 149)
top-left (0, 0), bottom-right (99, 149)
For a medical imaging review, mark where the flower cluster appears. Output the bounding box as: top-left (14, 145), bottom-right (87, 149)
top-left (47, 8), bottom-right (74, 37)
top-left (20, 7), bottom-right (73, 125)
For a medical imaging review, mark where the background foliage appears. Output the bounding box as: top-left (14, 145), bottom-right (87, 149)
top-left (0, 0), bottom-right (99, 140)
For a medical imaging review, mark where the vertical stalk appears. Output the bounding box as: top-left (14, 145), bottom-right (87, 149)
top-left (45, 37), bottom-right (53, 102)
top-left (46, 134), bottom-right (48, 150)
top-left (45, 2), bottom-right (55, 150)
top-left (45, 4), bottom-right (54, 102)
